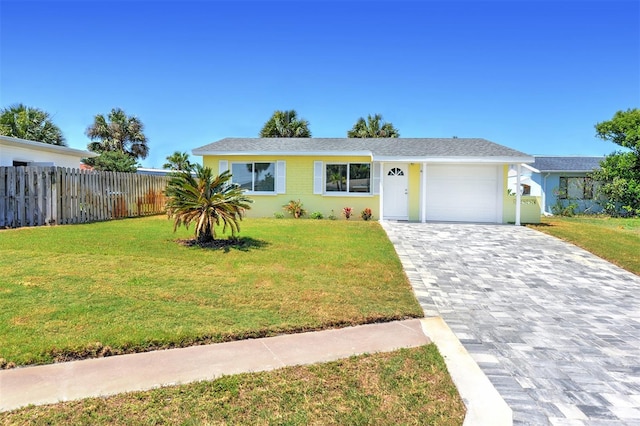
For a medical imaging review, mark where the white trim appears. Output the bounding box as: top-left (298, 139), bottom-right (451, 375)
top-left (313, 161), bottom-right (323, 194)
top-left (193, 150), bottom-right (373, 158)
top-left (276, 160), bottom-right (286, 194)
top-left (219, 160), bottom-right (228, 173)
top-left (0, 135), bottom-right (98, 158)
top-left (515, 163), bottom-right (522, 226)
top-left (373, 155), bottom-right (535, 164)
top-left (372, 162), bottom-right (381, 195)
top-left (522, 163), bottom-right (540, 173)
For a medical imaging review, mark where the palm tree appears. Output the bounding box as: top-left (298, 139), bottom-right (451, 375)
top-left (165, 165), bottom-right (253, 244)
top-left (260, 110), bottom-right (311, 137)
top-left (163, 151), bottom-right (193, 171)
top-left (347, 114), bottom-right (399, 138)
top-left (0, 103), bottom-right (66, 145)
top-left (85, 108), bottom-right (149, 159)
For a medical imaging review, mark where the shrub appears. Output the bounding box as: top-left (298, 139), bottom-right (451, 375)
top-left (310, 211), bottom-right (324, 219)
top-left (343, 207), bottom-right (353, 219)
top-left (328, 210), bottom-right (337, 220)
top-left (273, 212), bottom-right (285, 219)
top-left (283, 199), bottom-right (307, 218)
top-left (361, 208), bottom-right (372, 221)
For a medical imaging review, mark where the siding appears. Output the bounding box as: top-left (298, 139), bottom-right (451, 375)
top-left (203, 155), bottom-right (379, 219)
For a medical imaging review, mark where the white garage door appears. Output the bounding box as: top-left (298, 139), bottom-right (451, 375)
top-left (425, 165), bottom-right (501, 223)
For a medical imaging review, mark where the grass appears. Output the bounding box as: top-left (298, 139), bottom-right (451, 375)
top-left (0, 216), bottom-right (423, 367)
top-left (1, 344), bottom-right (465, 426)
top-left (527, 215), bottom-right (640, 275)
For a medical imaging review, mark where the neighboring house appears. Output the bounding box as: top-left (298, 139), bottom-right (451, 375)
top-left (517, 156), bottom-right (604, 215)
top-left (0, 135), bottom-right (97, 168)
top-left (137, 168), bottom-right (172, 176)
top-left (193, 138), bottom-right (538, 224)
top-left (137, 168), bottom-right (197, 177)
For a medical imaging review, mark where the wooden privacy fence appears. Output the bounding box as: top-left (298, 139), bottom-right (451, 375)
top-left (0, 166), bottom-right (170, 228)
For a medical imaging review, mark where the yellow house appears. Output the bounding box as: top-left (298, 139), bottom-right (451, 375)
top-left (193, 138), bottom-right (539, 224)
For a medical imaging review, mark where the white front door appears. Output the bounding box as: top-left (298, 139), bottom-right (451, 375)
top-left (383, 163), bottom-right (408, 220)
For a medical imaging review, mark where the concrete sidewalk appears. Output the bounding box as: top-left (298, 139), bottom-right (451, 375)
top-left (0, 319), bottom-right (429, 413)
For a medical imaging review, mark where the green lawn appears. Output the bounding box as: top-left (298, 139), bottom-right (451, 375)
top-left (0, 216), bottom-right (423, 367)
top-left (527, 215), bottom-right (640, 275)
top-left (1, 345), bottom-right (465, 425)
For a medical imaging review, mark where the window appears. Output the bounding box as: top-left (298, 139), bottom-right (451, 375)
top-left (325, 163), bottom-right (371, 193)
top-left (231, 162), bottom-right (275, 192)
top-left (559, 177), bottom-right (594, 200)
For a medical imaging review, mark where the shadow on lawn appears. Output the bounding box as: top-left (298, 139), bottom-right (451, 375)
top-left (177, 237), bottom-right (270, 252)
top-left (526, 222), bottom-right (553, 227)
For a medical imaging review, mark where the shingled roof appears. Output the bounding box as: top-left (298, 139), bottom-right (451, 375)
top-left (531, 156), bottom-right (604, 172)
top-left (193, 138), bottom-right (533, 162)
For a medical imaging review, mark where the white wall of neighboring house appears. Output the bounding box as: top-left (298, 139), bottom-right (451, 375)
top-left (507, 164), bottom-right (542, 196)
top-left (0, 135), bottom-right (97, 168)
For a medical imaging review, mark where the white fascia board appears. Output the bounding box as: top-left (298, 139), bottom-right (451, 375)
top-left (522, 163), bottom-right (540, 173)
top-left (192, 150), bottom-right (373, 158)
top-left (372, 155), bottom-right (535, 164)
top-left (0, 135), bottom-right (98, 157)
top-left (537, 169), bottom-right (598, 173)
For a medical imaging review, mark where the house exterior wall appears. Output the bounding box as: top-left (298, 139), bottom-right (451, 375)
top-left (201, 156), bottom-right (536, 223)
top-left (0, 144), bottom-right (86, 168)
top-left (203, 155), bottom-right (379, 219)
top-left (408, 163), bottom-right (421, 220)
top-left (534, 172), bottom-right (602, 214)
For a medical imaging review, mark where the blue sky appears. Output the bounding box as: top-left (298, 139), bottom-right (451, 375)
top-left (1, 0), bottom-right (638, 168)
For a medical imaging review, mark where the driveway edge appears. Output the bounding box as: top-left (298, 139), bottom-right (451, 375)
top-left (420, 317), bottom-right (512, 426)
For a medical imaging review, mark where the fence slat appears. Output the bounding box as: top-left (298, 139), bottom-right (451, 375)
top-left (0, 167), bottom-right (168, 229)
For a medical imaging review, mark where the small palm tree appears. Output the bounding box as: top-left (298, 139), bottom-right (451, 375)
top-left (260, 110), bottom-right (311, 137)
top-left (347, 114), bottom-right (399, 138)
top-left (163, 151), bottom-right (193, 171)
top-left (165, 165), bottom-right (253, 244)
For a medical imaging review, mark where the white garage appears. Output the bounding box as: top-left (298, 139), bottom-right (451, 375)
top-left (425, 164), bottom-right (502, 223)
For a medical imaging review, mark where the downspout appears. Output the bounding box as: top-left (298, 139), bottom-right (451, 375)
top-left (515, 164), bottom-right (522, 226)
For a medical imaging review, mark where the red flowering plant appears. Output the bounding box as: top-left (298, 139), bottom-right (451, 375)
top-left (342, 206), bottom-right (353, 219)
top-left (361, 208), bottom-right (372, 221)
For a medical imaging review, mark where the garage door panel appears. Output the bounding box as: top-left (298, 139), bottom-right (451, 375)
top-left (425, 165), bottom-right (500, 223)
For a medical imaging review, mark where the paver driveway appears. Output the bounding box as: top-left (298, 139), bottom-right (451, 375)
top-left (383, 222), bottom-right (640, 426)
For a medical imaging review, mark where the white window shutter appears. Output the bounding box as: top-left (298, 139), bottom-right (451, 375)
top-left (313, 161), bottom-right (323, 194)
top-left (372, 162), bottom-right (381, 195)
top-left (219, 160), bottom-right (229, 174)
top-left (276, 160), bottom-right (286, 194)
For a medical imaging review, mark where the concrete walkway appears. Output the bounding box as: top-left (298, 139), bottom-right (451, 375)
top-left (383, 221), bottom-right (640, 426)
top-left (1, 320), bottom-right (431, 413)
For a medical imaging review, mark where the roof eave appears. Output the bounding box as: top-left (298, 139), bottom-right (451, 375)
top-left (192, 150), bottom-right (374, 158)
top-left (537, 169), bottom-right (600, 173)
top-left (372, 155), bottom-right (535, 163)
top-left (0, 135), bottom-right (98, 158)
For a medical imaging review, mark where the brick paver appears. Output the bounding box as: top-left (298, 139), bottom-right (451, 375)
top-left (383, 222), bottom-right (640, 426)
